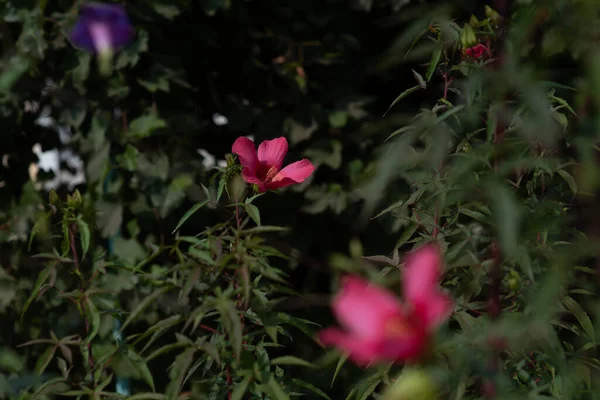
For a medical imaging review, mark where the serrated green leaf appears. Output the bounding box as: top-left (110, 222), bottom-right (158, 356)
top-left (121, 287), bottom-right (171, 332)
top-left (383, 85), bottom-right (422, 117)
top-left (271, 356), bottom-right (317, 368)
top-left (426, 44), bottom-right (442, 81)
top-left (563, 296), bottom-right (595, 340)
top-left (166, 348), bottom-right (195, 400)
top-left (557, 169), bottom-right (578, 196)
top-left (232, 375), bottom-right (252, 400)
top-left (172, 200), bottom-right (210, 233)
top-left (245, 203), bottom-right (261, 226)
top-left (83, 297), bottom-right (100, 342)
top-left (21, 265), bottom-right (54, 319)
top-left (331, 354), bottom-right (348, 387)
top-left (292, 379), bottom-right (331, 400)
top-left (218, 297), bottom-right (242, 363)
top-left (35, 346), bottom-right (56, 375)
top-left (412, 69), bottom-right (426, 89)
top-left (128, 349), bottom-right (155, 392)
top-left (264, 376), bottom-right (289, 400)
top-left (129, 114), bottom-right (167, 138)
top-left (76, 218), bottom-right (90, 260)
top-left (28, 212), bottom-right (50, 250)
top-left (487, 181), bottom-right (521, 259)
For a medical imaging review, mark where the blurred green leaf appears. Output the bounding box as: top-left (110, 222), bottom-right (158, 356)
top-left (129, 114), bottom-right (167, 139)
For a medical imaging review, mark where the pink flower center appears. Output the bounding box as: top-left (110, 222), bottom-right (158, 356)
top-left (256, 163), bottom-right (279, 184)
top-left (384, 315), bottom-right (417, 338)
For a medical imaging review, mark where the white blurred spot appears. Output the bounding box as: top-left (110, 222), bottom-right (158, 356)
top-left (30, 142), bottom-right (85, 190)
top-left (197, 149), bottom-right (216, 168)
top-left (212, 113), bottom-right (229, 126)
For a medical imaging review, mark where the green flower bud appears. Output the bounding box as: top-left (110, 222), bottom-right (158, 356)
top-left (485, 5), bottom-right (501, 25)
top-left (460, 23), bottom-right (477, 49)
top-left (469, 15), bottom-right (480, 27)
top-left (227, 174), bottom-right (247, 203)
top-left (49, 189), bottom-right (60, 206)
top-left (226, 153), bottom-right (236, 168)
top-left (384, 368), bottom-right (439, 400)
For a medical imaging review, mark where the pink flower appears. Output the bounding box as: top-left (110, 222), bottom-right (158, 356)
top-left (464, 44), bottom-right (488, 59)
top-left (231, 136), bottom-right (315, 192)
top-left (317, 244), bottom-right (454, 366)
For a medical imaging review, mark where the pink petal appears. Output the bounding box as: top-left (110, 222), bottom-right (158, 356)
top-left (412, 292), bottom-right (454, 329)
top-left (403, 244), bottom-right (454, 329)
top-left (267, 159), bottom-right (315, 190)
top-left (232, 137), bottom-right (259, 172)
top-left (241, 168), bottom-right (262, 186)
top-left (403, 244), bottom-right (443, 304)
top-left (380, 331), bottom-right (428, 362)
top-left (257, 137), bottom-right (288, 170)
top-left (317, 328), bottom-right (382, 366)
top-left (332, 276), bottom-right (403, 339)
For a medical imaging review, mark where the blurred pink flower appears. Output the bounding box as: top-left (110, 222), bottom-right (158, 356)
top-left (232, 136), bottom-right (315, 192)
top-left (464, 44), bottom-right (488, 59)
top-left (317, 244), bottom-right (453, 366)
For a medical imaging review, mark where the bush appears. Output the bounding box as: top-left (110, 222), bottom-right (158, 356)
top-left (1, 0), bottom-right (600, 399)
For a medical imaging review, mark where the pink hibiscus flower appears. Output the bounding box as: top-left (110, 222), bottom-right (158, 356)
top-left (464, 44), bottom-right (488, 60)
top-left (317, 244), bottom-right (454, 366)
top-left (231, 136), bottom-right (316, 192)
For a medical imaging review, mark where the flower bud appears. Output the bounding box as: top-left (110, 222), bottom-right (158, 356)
top-left (227, 174), bottom-right (247, 203)
top-left (460, 24), bottom-right (477, 49)
top-left (49, 189), bottom-right (60, 206)
top-left (485, 5), bottom-right (501, 25)
top-left (469, 15), bottom-right (480, 27)
top-left (384, 368), bottom-right (439, 400)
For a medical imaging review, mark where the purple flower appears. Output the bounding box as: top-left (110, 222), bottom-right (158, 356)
top-left (69, 2), bottom-right (134, 54)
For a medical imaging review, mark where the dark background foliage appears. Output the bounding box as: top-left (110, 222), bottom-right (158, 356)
top-left (2, 0), bottom-right (600, 399)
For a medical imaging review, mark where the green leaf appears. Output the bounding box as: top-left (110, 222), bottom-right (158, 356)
top-left (28, 212), bottom-right (50, 250)
top-left (331, 354), bottom-right (348, 387)
top-left (152, 3), bottom-right (181, 19)
top-left (412, 69), bottom-right (426, 89)
top-left (329, 111), bottom-right (348, 128)
top-left (34, 346), bottom-right (56, 375)
top-left (292, 379), bottom-right (331, 400)
top-left (242, 226), bottom-right (288, 234)
top-left (232, 375), bottom-right (252, 400)
top-left (96, 201), bottom-right (123, 238)
top-left (385, 125), bottom-right (416, 142)
top-left (563, 296), bottom-right (595, 340)
top-left (128, 349), bottom-right (155, 392)
top-left (425, 44), bottom-right (442, 81)
top-left (129, 114), bottom-right (167, 138)
top-left (121, 287), bottom-right (171, 332)
top-left (383, 85), bottom-right (422, 116)
top-left (263, 376), bottom-right (289, 400)
top-left (127, 394), bottom-right (167, 400)
top-left (487, 181), bottom-right (521, 259)
top-left (173, 200), bottom-right (210, 233)
top-left (435, 104), bottom-right (465, 123)
top-left (165, 348), bottom-right (195, 400)
top-left (270, 356), bottom-right (317, 368)
top-left (76, 218), bottom-right (90, 260)
top-left (218, 297), bottom-right (242, 362)
top-left (83, 297), bottom-right (100, 342)
top-left (161, 174), bottom-right (194, 217)
top-left (217, 175), bottom-right (227, 202)
top-left (245, 204), bottom-right (261, 226)
top-left (557, 169), bottom-right (578, 196)
top-left (21, 265), bottom-right (54, 319)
